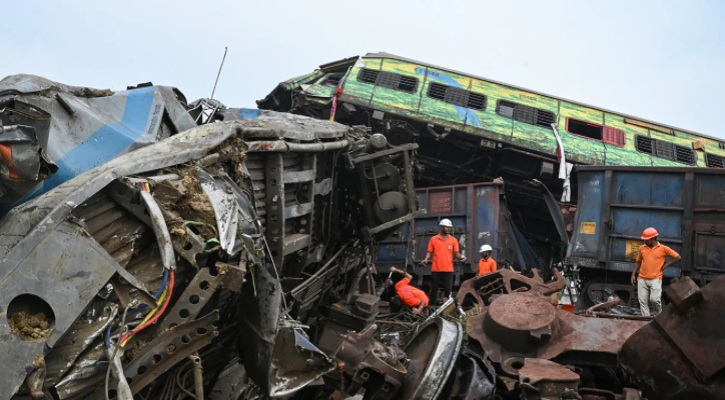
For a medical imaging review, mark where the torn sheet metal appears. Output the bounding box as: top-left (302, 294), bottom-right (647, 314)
top-left (42, 302), bottom-right (117, 385)
top-left (267, 328), bottom-right (335, 397)
top-left (0, 218), bottom-right (124, 399)
top-left (197, 167), bottom-right (239, 254)
top-left (0, 124), bottom-right (56, 181)
top-left (0, 122), bottom-right (238, 398)
top-left (0, 74), bottom-right (197, 211)
top-left (438, 349), bottom-right (496, 400)
top-left (0, 75), bottom-right (421, 399)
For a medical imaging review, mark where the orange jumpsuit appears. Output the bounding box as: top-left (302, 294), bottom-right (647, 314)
top-left (395, 277), bottom-right (429, 308)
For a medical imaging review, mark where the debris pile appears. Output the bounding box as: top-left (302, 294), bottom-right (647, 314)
top-left (0, 73), bottom-right (722, 400)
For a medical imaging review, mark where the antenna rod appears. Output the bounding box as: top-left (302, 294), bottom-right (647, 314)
top-left (210, 46), bottom-right (228, 99)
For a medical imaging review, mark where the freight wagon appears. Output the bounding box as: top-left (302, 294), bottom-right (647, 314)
top-left (376, 181), bottom-right (543, 290)
top-left (566, 166), bottom-right (725, 308)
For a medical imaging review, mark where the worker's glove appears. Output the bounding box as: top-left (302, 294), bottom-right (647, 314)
top-left (460, 256), bottom-right (467, 262)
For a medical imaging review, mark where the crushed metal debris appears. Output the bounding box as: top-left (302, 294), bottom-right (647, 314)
top-left (0, 68), bottom-right (721, 400)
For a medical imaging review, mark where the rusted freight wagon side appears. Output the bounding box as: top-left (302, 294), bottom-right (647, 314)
top-left (377, 181), bottom-right (540, 288)
top-left (567, 166), bottom-right (725, 307)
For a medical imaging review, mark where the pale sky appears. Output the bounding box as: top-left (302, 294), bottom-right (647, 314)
top-left (2, 1), bottom-right (724, 138)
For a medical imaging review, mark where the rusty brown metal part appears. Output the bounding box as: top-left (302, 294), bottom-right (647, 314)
top-left (619, 275), bottom-right (725, 399)
top-left (517, 358), bottom-right (644, 400)
top-left (456, 268), bottom-right (566, 307)
top-left (333, 323), bottom-right (408, 399)
top-left (518, 358), bottom-right (579, 400)
top-left (467, 292), bottom-right (647, 376)
top-left (664, 276), bottom-right (704, 312)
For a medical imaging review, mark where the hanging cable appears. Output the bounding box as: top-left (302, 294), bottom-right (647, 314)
top-left (105, 304), bottom-right (132, 400)
top-left (120, 269), bottom-right (175, 347)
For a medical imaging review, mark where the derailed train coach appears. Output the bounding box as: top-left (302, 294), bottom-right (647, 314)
top-left (258, 52), bottom-right (725, 258)
top-left (0, 75), bottom-right (437, 398)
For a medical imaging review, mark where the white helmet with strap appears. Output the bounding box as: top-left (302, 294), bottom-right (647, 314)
top-left (479, 244), bottom-right (493, 253)
top-left (439, 218), bottom-right (453, 227)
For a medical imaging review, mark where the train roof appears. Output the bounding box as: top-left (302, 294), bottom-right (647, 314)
top-left (361, 52), bottom-right (724, 143)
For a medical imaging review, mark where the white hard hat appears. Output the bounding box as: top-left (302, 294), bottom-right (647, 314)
top-left (479, 244), bottom-right (493, 253)
top-left (439, 218), bottom-right (453, 227)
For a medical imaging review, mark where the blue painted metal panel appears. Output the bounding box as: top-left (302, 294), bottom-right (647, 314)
top-left (377, 182), bottom-right (529, 278)
top-left (566, 171), bottom-right (604, 261)
top-left (568, 166), bottom-right (725, 280)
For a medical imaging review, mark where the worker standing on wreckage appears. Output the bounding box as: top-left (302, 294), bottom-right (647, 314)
top-left (420, 219), bottom-right (466, 304)
top-left (630, 227), bottom-right (681, 316)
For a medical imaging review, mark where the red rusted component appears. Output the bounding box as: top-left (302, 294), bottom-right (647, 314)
top-left (456, 268), bottom-right (566, 307)
top-left (518, 358), bottom-right (580, 399)
top-left (619, 275), bottom-right (725, 399)
top-left (467, 292), bottom-right (647, 376)
top-left (484, 293), bottom-right (558, 354)
top-left (517, 358), bottom-right (644, 400)
top-left (664, 276), bottom-right (703, 311)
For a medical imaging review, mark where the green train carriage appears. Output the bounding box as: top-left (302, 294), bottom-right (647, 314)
top-left (259, 52), bottom-right (725, 250)
top-left (260, 52), bottom-right (725, 176)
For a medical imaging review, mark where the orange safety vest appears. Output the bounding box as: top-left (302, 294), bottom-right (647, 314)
top-left (477, 258), bottom-right (497, 275)
top-left (427, 234), bottom-right (459, 273)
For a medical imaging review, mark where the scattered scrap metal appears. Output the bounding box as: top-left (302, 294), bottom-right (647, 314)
top-left (0, 74), bottom-right (722, 400)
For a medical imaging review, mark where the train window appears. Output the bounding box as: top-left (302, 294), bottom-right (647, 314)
top-left (635, 135), bottom-right (654, 154)
top-left (567, 118), bottom-right (625, 146)
top-left (603, 127), bottom-right (626, 147)
top-left (635, 135), bottom-right (696, 165)
top-left (675, 145), bottom-right (695, 165)
top-left (496, 100), bottom-right (555, 129)
top-left (655, 141), bottom-right (676, 161)
top-left (427, 82), bottom-right (487, 111)
top-left (358, 68), bottom-right (379, 84)
top-left (317, 73), bottom-right (344, 87)
top-left (357, 68), bottom-right (418, 93)
top-left (496, 100), bottom-right (515, 118)
top-left (514, 104), bottom-right (538, 125)
top-left (706, 153), bottom-right (725, 168)
top-left (567, 118), bottom-right (602, 140)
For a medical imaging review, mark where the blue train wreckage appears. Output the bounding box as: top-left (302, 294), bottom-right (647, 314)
top-left (0, 73), bottom-right (722, 400)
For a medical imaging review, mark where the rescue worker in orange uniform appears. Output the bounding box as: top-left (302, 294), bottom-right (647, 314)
top-left (477, 244), bottom-right (497, 276)
top-left (389, 267), bottom-right (428, 314)
top-left (420, 219), bottom-right (466, 304)
top-left (630, 227), bottom-right (681, 316)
